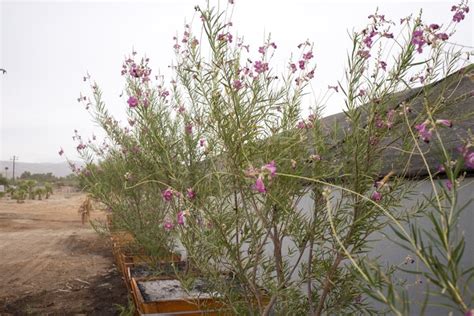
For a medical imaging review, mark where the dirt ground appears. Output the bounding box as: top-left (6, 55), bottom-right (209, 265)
top-left (0, 188), bottom-right (128, 315)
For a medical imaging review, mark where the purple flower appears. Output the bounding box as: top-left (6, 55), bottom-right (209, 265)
top-left (258, 46), bottom-right (266, 54)
top-left (185, 123), bottom-right (193, 135)
top-left (199, 138), bottom-right (206, 147)
top-left (217, 32), bottom-right (233, 43)
top-left (262, 160), bottom-right (277, 178)
top-left (465, 309), bottom-right (474, 316)
top-left (453, 10), bottom-right (465, 22)
top-left (429, 23), bottom-right (440, 30)
top-left (58, 148), bottom-right (64, 156)
top-left (233, 79), bottom-right (243, 90)
top-left (411, 29), bottom-right (426, 53)
top-left (465, 151), bottom-right (474, 169)
top-left (415, 121), bottom-right (432, 143)
top-left (303, 51), bottom-right (313, 60)
top-left (371, 191), bottom-right (382, 202)
top-left (289, 63), bottom-right (297, 73)
top-left (254, 61), bottom-right (269, 74)
top-left (436, 119), bottom-right (452, 127)
top-left (379, 61), bottom-right (387, 71)
top-left (436, 33), bottom-right (449, 41)
top-left (163, 220), bottom-right (174, 231)
top-left (357, 50), bottom-right (371, 59)
top-left (162, 188), bottom-right (173, 201)
top-left (298, 60), bottom-right (305, 70)
top-left (446, 180), bottom-right (453, 191)
top-left (76, 143), bottom-right (86, 151)
top-left (253, 176), bottom-right (266, 193)
top-left (177, 211), bottom-right (185, 225)
top-left (187, 188), bottom-right (196, 200)
top-left (297, 121), bottom-right (306, 129)
top-left (385, 109), bottom-right (396, 129)
top-left (437, 164), bottom-right (446, 173)
top-left (127, 96), bottom-right (139, 108)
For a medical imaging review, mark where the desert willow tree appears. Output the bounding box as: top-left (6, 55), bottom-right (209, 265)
top-left (73, 55), bottom-right (195, 259)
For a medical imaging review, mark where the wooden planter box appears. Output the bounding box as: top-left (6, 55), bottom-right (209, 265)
top-left (130, 277), bottom-right (229, 315)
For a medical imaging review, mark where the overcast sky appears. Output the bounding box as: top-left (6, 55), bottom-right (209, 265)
top-left (0, 0), bottom-right (472, 163)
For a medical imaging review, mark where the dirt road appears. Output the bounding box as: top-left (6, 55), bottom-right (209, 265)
top-left (0, 189), bottom-right (128, 315)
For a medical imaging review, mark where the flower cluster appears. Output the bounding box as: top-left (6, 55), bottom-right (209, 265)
top-left (415, 119), bottom-right (452, 143)
top-left (452, 2), bottom-right (470, 22)
top-left (297, 114), bottom-right (317, 129)
top-left (245, 161), bottom-right (277, 193)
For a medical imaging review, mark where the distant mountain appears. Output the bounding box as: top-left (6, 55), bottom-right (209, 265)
top-left (0, 161), bottom-right (79, 178)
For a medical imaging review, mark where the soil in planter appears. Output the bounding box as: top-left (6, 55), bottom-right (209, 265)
top-left (131, 261), bottom-right (187, 279)
top-left (137, 278), bottom-right (214, 302)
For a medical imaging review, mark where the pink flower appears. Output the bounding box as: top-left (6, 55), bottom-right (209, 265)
top-left (371, 191), bottom-right (382, 202)
top-left (436, 33), bottom-right (449, 41)
top-left (298, 60), bottom-right (305, 70)
top-left (187, 188), bottom-right (196, 200)
top-left (58, 148), bottom-right (64, 156)
top-left (262, 160), bottom-right (277, 178)
top-left (357, 50), bottom-right (371, 59)
top-left (363, 30), bottom-right (377, 48)
top-left (127, 96), bottom-right (139, 108)
top-left (386, 109), bottom-right (396, 129)
top-left (411, 29), bottom-right (426, 53)
top-left (289, 63), bottom-right (297, 73)
top-left (415, 121), bottom-right (432, 143)
top-left (465, 309), bottom-right (474, 316)
top-left (162, 188), bottom-right (173, 201)
top-left (297, 121), bottom-right (306, 129)
top-left (217, 32), bottom-right (233, 43)
top-left (199, 138), bottom-right (206, 147)
top-left (76, 143), bottom-right (86, 151)
top-left (436, 119), bottom-right (452, 127)
top-left (163, 220), bottom-right (174, 231)
top-left (254, 61), bottom-right (269, 74)
top-left (446, 180), bottom-right (453, 191)
top-left (253, 175), bottom-right (266, 193)
top-left (177, 211), bottom-right (185, 225)
top-left (465, 151), bottom-right (474, 169)
top-left (453, 10), bottom-right (466, 22)
top-left (437, 164), bottom-right (446, 173)
top-left (185, 123), bottom-right (193, 135)
top-left (233, 79), bottom-right (243, 90)
top-left (303, 51), bottom-right (313, 60)
top-left (258, 46), bottom-right (266, 54)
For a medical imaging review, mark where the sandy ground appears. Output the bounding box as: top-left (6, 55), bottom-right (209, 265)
top-left (0, 189), bottom-right (128, 315)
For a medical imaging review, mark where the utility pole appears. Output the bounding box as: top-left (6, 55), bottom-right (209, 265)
top-left (4, 167), bottom-right (8, 178)
top-left (10, 156), bottom-right (18, 183)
